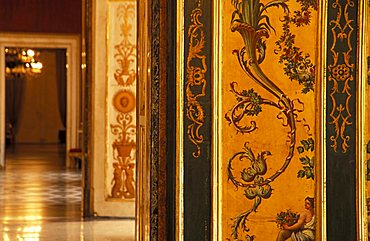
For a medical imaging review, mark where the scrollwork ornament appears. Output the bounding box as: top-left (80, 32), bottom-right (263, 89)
top-left (110, 113), bottom-right (136, 199)
top-left (114, 4), bottom-right (137, 87)
top-left (225, 0), bottom-right (316, 239)
top-left (185, 0), bottom-right (207, 158)
top-left (327, 0), bottom-right (355, 153)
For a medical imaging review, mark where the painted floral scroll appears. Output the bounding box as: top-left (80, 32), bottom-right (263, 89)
top-left (107, 1), bottom-right (137, 201)
top-left (220, 0), bottom-right (318, 240)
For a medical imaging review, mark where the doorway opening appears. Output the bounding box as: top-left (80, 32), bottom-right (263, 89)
top-left (5, 48), bottom-right (67, 147)
top-left (0, 33), bottom-right (81, 169)
top-left (0, 34), bottom-right (84, 225)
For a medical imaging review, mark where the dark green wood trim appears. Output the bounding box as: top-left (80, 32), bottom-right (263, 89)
top-left (326, 0), bottom-right (358, 240)
top-left (183, 0), bottom-right (212, 240)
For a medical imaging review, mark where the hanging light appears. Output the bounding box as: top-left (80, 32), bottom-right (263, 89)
top-left (5, 47), bottom-right (43, 77)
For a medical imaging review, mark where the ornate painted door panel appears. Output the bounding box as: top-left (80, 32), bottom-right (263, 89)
top-left (176, 0), bottom-right (368, 240)
top-left (215, 1), bottom-right (318, 240)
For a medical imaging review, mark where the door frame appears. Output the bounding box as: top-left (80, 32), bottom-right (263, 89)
top-left (0, 33), bottom-right (80, 168)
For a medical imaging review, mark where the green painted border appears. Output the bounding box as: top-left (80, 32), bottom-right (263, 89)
top-left (326, 0), bottom-right (358, 240)
top-left (183, 0), bottom-right (212, 240)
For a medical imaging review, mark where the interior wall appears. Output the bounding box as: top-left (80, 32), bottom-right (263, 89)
top-left (16, 50), bottom-right (64, 144)
top-left (91, 0), bottom-right (136, 217)
top-left (217, 2), bottom-right (317, 240)
top-left (0, 0), bottom-right (81, 34)
top-left (0, 0), bottom-right (82, 145)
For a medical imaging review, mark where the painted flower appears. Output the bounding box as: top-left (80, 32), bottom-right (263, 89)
top-left (276, 209), bottom-right (300, 228)
top-left (293, 10), bottom-right (311, 27)
top-left (188, 66), bottom-right (205, 85)
top-left (332, 64), bottom-right (350, 81)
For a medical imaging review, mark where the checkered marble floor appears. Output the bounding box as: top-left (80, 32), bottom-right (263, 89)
top-left (0, 171), bottom-right (82, 206)
top-left (0, 145), bottom-right (82, 223)
top-left (0, 144), bottom-right (135, 240)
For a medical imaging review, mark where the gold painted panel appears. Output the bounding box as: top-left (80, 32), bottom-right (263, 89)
top-left (216, 1), bottom-right (319, 240)
top-left (106, 0), bottom-right (137, 201)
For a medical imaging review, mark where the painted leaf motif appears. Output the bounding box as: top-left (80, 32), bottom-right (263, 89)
top-left (309, 157), bottom-right (314, 168)
top-left (254, 151), bottom-right (271, 175)
top-left (308, 137), bottom-right (314, 151)
top-left (305, 170), bottom-right (312, 179)
top-left (243, 145), bottom-right (256, 162)
top-left (297, 170), bottom-right (305, 178)
top-left (244, 187), bottom-right (257, 199)
top-left (257, 184), bottom-right (272, 199)
top-left (299, 156), bottom-right (309, 165)
top-left (301, 140), bottom-right (310, 151)
top-left (244, 184), bottom-right (272, 199)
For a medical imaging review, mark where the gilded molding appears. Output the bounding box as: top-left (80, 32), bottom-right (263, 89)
top-left (185, 0), bottom-right (207, 158)
top-left (316, 1), bottom-right (328, 239)
top-left (327, 0), bottom-right (355, 153)
top-left (356, 0), bottom-right (367, 239)
top-left (176, 0), bottom-right (185, 240)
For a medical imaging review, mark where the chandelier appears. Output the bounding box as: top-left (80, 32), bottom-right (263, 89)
top-left (5, 47), bottom-right (43, 77)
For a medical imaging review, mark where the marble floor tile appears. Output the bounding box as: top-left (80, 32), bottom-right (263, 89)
top-left (0, 219), bottom-right (135, 241)
top-left (0, 144), bottom-right (135, 240)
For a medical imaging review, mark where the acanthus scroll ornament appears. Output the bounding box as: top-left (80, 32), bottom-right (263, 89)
top-left (185, 0), bottom-right (207, 158)
top-left (114, 4), bottom-right (137, 87)
top-left (225, 0), bottom-right (317, 240)
top-left (327, 0), bottom-right (355, 153)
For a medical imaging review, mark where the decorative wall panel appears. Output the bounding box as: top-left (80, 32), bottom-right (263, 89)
top-left (215, 1), bottom-right (318, 240)
top-left (106, 0), bottom-right (137, 201)
top-left (326, 0), bottom-right (358, 240)
top-left (177, 0), bottom-right (368, 239)
top-left (183, 0), bottom-right (212, 240)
